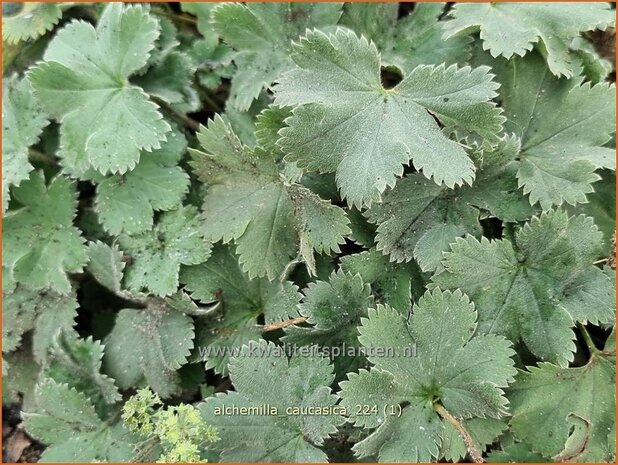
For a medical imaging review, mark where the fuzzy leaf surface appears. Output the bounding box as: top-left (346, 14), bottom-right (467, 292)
top-left (339, 289), bottom-right (516, 462)
top-left (284, 271), bottom-right (373, 378)
top-left (275, 28), bottom-right (504, 208)
top-left (200, 340), bottom-right (345, 462)
top-left (181, 244), bottom-right (301, 374)
top-left (2, 284), bottom-right (78, 365)
top-left (443, 3), bottom-right (615, 77)
top-left (509, 353), bottom-right (615, 462)
top-left (118, 205), bottom-right (211, 296)
top-left (95, 128), bottom-right (189, 236)
top-left (46, 333), bottom-right (121, 416)
top-left (2, 76), bottom-right (49, 212)
top-left (340, 3), bottom-right (470, 73)
top-left (190, 115), bottom-right (350, 280)
top-left (28, 3), bottom-right (170, 176)
top-left (2, 2), bottom-right (62, 44)
top-left (213, 2), bottom-right (343, 110)
top-left (23, 380), bottom-right (135, 462)
top-left (365, 135), bottom-right (533, 270)
top-left (496, 52), bottom-right (615, 209)
top-left (3, 172), bottom-right (88, 294)
top-left (433, 210), bottom-right (615, 366)
top-left (103, 296), bottom-right (195, 398)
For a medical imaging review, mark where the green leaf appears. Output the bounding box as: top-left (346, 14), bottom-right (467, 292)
top-left (433, 209), bottom-right (614, 366)
top-left (2, 2), bottom-right (62, 44)
top-left (364, 172), bottom-right (481, 270)
top-left (340, 3), bottom-right (471, 73)
top-left (487, 443), bottom-right (551, 462)
top-left (495, 52), bottom-right (615, 210)
top-left (180, 2), bottom-right (217, 36)
top-left (339, 249), bottom-right (422, 311)
top-left (567, 170), bottom-right (616, 257)
top-left (46, 333), bottom-right (121, 415)
top-left (2, 284), bottom-right (78, 364)
top-left (284, 271), bottom-right (373, 378)
top-left (274, 28), bottom-right (504, 208)
top-left (85, 241), bottom-right (127, 297)
top-left (2, 75), bottom-right (49, 212)
top-left (213, 2), bottom-right (343, 110)
top-left (133, 50), bottom-right (196, 107)
top-left (443, 3), bottom-right (615, 77)
top-left (95, 128), bottom-right (190, 236)
top-left (339, 289), bottom-right (516, 462)
top-left (365, 135), bottom-right (534, 272)
top-left (180, 3), bottom-right (235, 90)
top-left (28, 3), bottom-right (170, 176)
top-left (199, 340), bottom-right (345, 462)
top-left (3, 171), bottom-right (88, 294)
top-left (439, 418), bottom-right (507, 462)
top-left (180, 243), bottom-right (301, 374)
top-left (118, 205), bottom-right (212, 297)
top-left (2, 285), bottom-right (38, 354)
top-left (509, 353), bottom-right (615, 462)
top-left (188, 36), bottom-right (235, 91)
top-left (23, 379), bottom-right (136, 463)
top-left (570, 37), bottom-right (614, 84)
top-left (103, 296), bottom-right (195, 398)
top-left (2, 339), bottom-right (40, 411)
top-left (560, 266), bottom-right (616, 324)
top-left (190, 115), bottom-right (350, 280)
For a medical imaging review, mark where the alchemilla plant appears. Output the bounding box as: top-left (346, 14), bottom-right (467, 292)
top-left (2, 2), bottom-right (616, 463)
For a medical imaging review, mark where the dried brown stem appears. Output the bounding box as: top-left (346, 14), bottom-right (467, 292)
top-left (261, 316), bottom-right (308, 332)
top-left (434, 402), bottom-right (484, 463)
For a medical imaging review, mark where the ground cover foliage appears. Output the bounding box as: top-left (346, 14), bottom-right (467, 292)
top-left (1, 2), bottom-right (617, 463)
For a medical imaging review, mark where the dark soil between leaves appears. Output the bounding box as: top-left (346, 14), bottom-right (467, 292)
top-left (2, 404), bottom-right (44, 463)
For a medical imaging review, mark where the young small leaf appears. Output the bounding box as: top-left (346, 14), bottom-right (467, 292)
top-left (118, 205), bottom-right (212, 297)
top-left (284, 271), bottom-right (373, 378)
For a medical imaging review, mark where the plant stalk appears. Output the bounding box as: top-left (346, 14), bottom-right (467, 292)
top-left (261, 316), bottom-right (308, 332)
top-left (578, 323), bottom-right (599, 356)
top-left (434, 402), bottom-right (484, 463)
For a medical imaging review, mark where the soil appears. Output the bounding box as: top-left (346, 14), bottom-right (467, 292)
top-left (2, 404), bottom-right (44, 463)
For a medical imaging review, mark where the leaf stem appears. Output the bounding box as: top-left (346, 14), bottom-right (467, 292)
top-left (153, 10), bottom-right (198, 26)
top-left (434, 402), bottom-right (484, 463)
top-left (194, 80), bottom-right (224, 114)
top-left (577, 323), bottom-right (599, 356)
top-left (132, 436), bottom-right (160, 462)
top-left (503, 222), bottom-right (516, 244)
top-left (152, 97), bottom-right (201, 132)
top-left (28, 148), bottom-right (57, 166)
top-left (260, 316), bottom-right (307, 332)
top-left (279, 253), bottom-right (303, 282)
